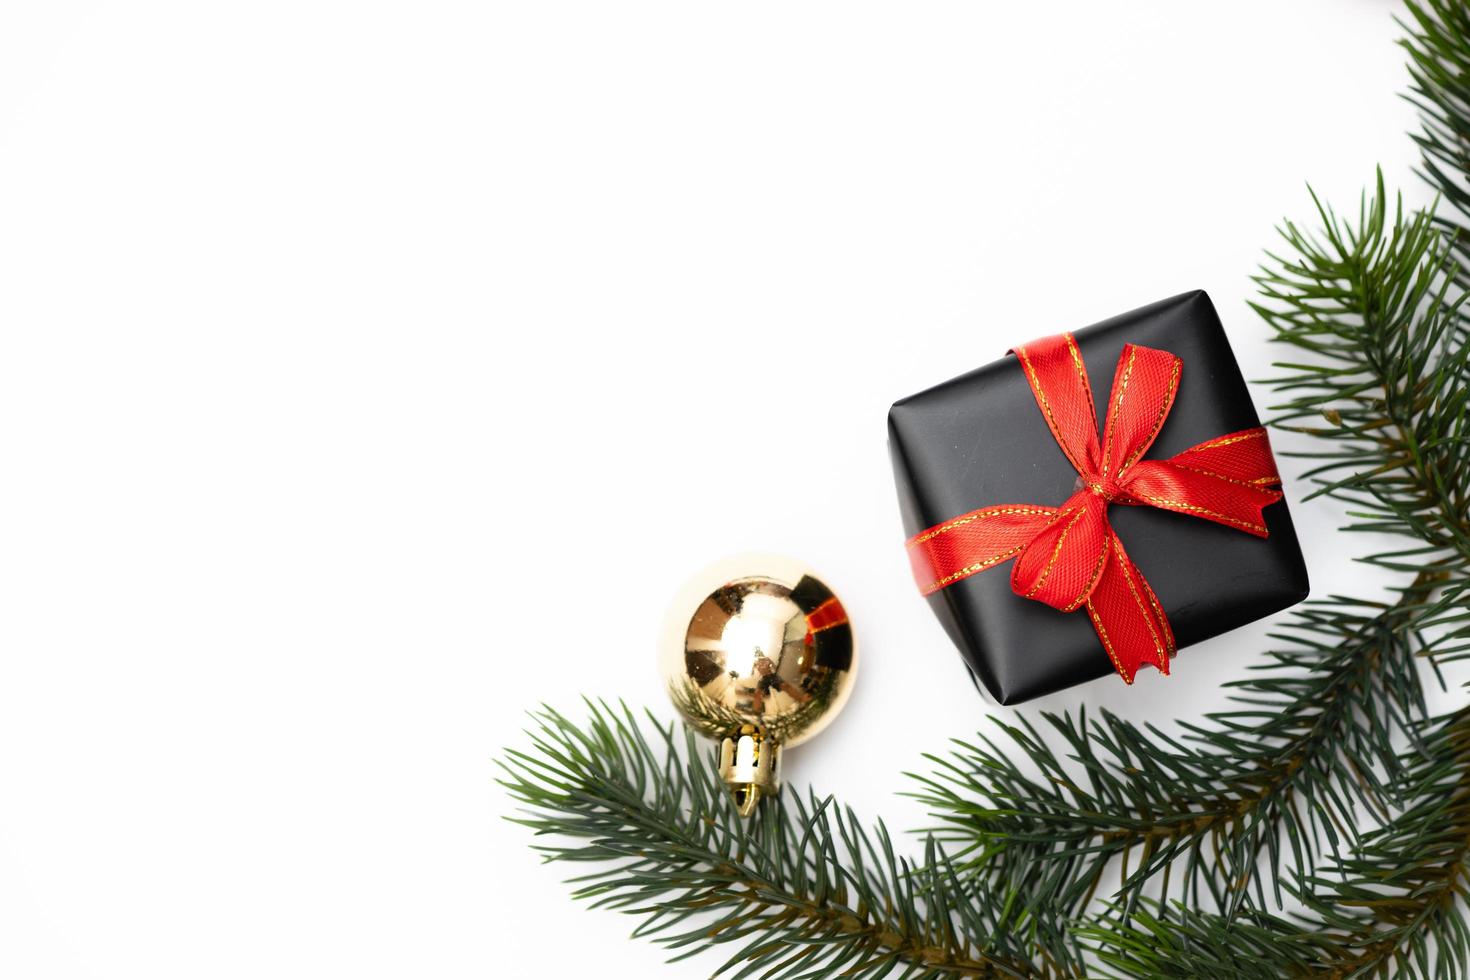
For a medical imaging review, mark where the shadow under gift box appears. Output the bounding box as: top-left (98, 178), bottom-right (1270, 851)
top-left (887, 291), bottom-right (1310, 705)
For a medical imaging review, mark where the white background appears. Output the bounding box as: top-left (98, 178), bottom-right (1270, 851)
top-left (0, 2), bottom-right (1455, 977)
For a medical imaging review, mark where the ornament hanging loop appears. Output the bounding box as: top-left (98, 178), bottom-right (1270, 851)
top-left (719, 725), bottom-right (781, 818)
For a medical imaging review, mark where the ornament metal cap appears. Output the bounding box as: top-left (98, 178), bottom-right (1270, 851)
top-left (659, 553), bottom-right (857, 817)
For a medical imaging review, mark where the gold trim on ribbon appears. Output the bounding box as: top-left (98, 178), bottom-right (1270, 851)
top-left (906, 505), bottom-right (1056, 546)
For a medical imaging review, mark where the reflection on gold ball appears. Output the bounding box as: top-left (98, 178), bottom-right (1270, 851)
top-left (660, 554), bottom-right (857, 814)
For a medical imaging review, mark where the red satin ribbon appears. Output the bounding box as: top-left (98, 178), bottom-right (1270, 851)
top-left (905, 333), bottom-right (1284, 683)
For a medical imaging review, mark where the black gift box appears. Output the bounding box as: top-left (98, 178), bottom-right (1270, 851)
top-left (887, 291), bottom-right (1310, 704)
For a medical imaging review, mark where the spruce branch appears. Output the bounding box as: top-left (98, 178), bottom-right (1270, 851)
top-left (909, 583), bottom-right (1439, 928)
top-left (1253, 172), bottom-right (1470, 559)
top-left (500, 701), bottom-right (1046, 979)
top-left (1404, 0), bottom-right (1470, 292)
top-left (1076, 704), bottom-right (1470, 980)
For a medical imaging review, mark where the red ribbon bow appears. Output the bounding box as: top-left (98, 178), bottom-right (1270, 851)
top-left (905, 333), bottom-right (1284, 683)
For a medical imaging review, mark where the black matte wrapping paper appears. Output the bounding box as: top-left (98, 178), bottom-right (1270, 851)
top-left (887, 291), bottom-right (1310, 704)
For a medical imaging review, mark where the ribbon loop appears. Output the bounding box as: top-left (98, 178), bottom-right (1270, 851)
top-left (1119, 458), bottom-right (1280, 537)
top-left (1013, 334), bottom-right (1103, 480)
top-left (905, 333), bottom-right (1285, 685)
top-left (1101, 344), bottom-right (1182, 484)
top-left (1009, 491), bottom-right (1110, 613)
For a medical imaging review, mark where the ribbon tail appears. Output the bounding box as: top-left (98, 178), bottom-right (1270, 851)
top-left (1083, 531), bottom-right (1176, 683)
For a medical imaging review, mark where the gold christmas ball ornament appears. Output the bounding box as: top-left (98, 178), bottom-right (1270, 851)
top-left (660, 554), bottom-right (857, 817)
